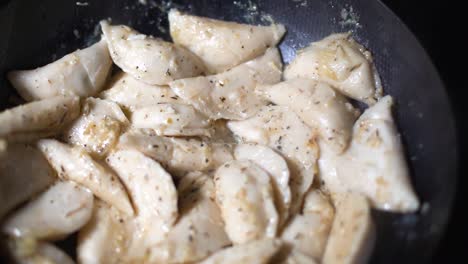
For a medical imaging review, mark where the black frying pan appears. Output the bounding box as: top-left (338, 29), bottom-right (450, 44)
top-left (0, 0), bottom-right (458, 263)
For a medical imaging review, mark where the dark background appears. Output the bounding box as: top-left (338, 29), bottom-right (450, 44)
top-left (381, 0), bottom-right (466, 262)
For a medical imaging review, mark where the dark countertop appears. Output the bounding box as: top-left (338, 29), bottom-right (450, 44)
top-left (382, 0), bottom-right (466, 262)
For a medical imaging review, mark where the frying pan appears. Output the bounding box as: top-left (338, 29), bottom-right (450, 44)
top-left (0, 0), bottom-right (458, 263)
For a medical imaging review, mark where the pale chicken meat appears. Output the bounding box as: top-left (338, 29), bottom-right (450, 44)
top-left (302, 189), bottom-right (335, 219)
top-left (0, 144), bottom-right (55, 219)
top-left (318, 96), bottom-right (420, 212)
top-left (77, 201), bottom-right (146, 264)
top-left (169, 9), bottom-right (286, 73)
top-left (64, 97), bottom-right (129, 157)
top-left (37, 139), bottom-right (134, 216)
top-left (284, 33), bottom-right (382, 105)
top-left (322, 192), bottom-right (375, 264)
top-left (131, 103), bottom-right (212, 137)
top-left (200, 238), bottom-right (282, 264)
top-left (214, 160), bottom-right (278, 244)
top-left (0, 139), bottom-right (6, 160)
top-left (118, 130), bottom-right (233, 177)
top-left (234, 143), bottom-right (291, 226)
top-left (106, 149), bottom-right (178, 234)
top-left (2, 181), bottom-right (93, 241)
top-left (99, 72), bottom-right (180, 112)
top-left (101, 21), bottom-right (205, 85)
top-left (283, 250), bottom-right (318, 264)
top-left (7, 238), bottom-right (75, 264)
top-left (228, 106), bottom-right (319, 216)
top-left (259, 78), bottom-right (358, 153)
top-left (281, 189), bottom-right (335, 260)
top-left (146, 172), bottom-right (231, 263)
top-left (0, 96), bottom-right (80, 142)
top-left (169, 48), bottom-right (282, 120)
top-left (0, 10), bottom-right (421, 262)
top-left (8, 40), bottom-right (112, 101)
top-left (272, 247), bottom-right (319, 264)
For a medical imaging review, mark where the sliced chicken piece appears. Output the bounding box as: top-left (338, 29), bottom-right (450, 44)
top-left (106, 149), bottom-right (178, 235)
top-left (147, 172), bottom-right (231, 263)
top-left (64, 97), bottom-right (128, 157)
top-left (228, 106), bottom-right (319, 216)
top-left (322, 192), bottom-right (375, 264)
top-left (214, 160), bottom-right (278, 244)
top-left (285, 250), bottom-right (318, 264)
top-left (131, 103), bottom-right (212, 137)
top-left (200, 238), bottom-right (282, 264)
top-left (259, 78), bottom-right (358, 153)
top-left (302, 189), bottom-right (335, 220)
top-left (169, 9), bottom-right (286, 73)
top-left (101, 21), bottom-right (205, 85)
top-left (77, 201), bottom-right (143, 264)
top-left (99, 72), bottom-right (180, 112)
top-left (118, 130), bottom-right (233, 177)
top-left (234, 143), bottom-right (291, 226)
top-left (281, 189), bottom-right (334, 260)
top-left (284, 33), bottom-right (382, 105)
top-left (2, 181), bottom-right (93, 241)
top-left (318, 96), bottom-right (420, 212)
top-left (273, 247), bottom-right (318, 264)
top-left (8, 40), bottom-right (112, 101)
top-left (37, 139), bottom-right (134, 216)
top-left (0, 144), bottom-right (55, 219)
top-left (79, 199), bottom-right (178, 263)
top-left (170, 48), bottom-right (282, 120)
top-left (118, 130), bottom-right (204, 174)
top-left (0, 96), bottom-right (80, 142)
top-left (6, 237), bottom-right (75, 264)
top-left (0, 139), bottom-right (6, 154)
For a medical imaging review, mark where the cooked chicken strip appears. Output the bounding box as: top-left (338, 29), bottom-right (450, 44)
top-left (101, 21), bottom-right (205, 85)
top-left (2, 181), bottom-right (93, 241)
top-left (169, 9), bottom-right (286, 73)
top-left (118, 130), bottom-right (233, 177)
top-left (7, 237), bottom-right (75, 264)
top-left (200, 238), bottom-right (282, 264)
top-left (0, 144), bottom-right (55, 219)
top-left (0, 96), bottom-right (80, 142)
top-left (170, 48), bottom-right (282, 120)
top-left (0, 139), bottom-right (6, 153)
top-left (272, 246), bottom-right (319, 264)
top-left (106, 149), bottom-right (178, 234)
top-left (228, 106), bottom-right (319, 216)
top-left (258, 78), bottom-right (358, 153)
top-left (215, 160), bottom-right (278, 244)
top-left (131, 103), bottom-right (212, 137)
top-left (235, 143), bottom-right (291, 227)
top-left (284, 33), bottom-right (382, 105)
top-left (285, 250), bottom-right (318, 264)
top-left (99, 72), bottom-right (180, 111)
top-left (8, 40), bottom-right (112, 101)
top-left (281, 189), bottom-right (334, 260)
top-left (78, 199), bottom-right (176, 263)
top-left (147, 172), bottom-right (231, 263)
top-left (318, 96), bottom-right (419, 212)
top-left (322, 192), bottom-right (375, 264)
top-left (77, 201), bottom-right (142, 264)
top-left (302, 189), bottom-right (335, 220)
top-left (64, 97), bottom-right (129, 157)
top-left (37, 139), bottom-right (134, 215)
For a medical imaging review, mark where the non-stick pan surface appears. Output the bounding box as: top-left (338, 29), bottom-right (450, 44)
top-left (0, 0), bottom-right (458, 263)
